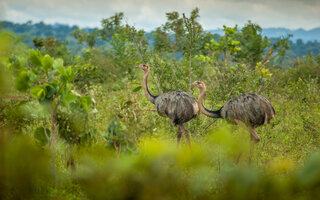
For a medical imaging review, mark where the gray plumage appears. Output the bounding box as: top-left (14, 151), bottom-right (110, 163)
top-left (135, 64), bottom-right (199, 146)
top-left (155, 90), bottom-right (199, 125)
top-left (191, 80), bottom-right (275, 143)
top-left (220, 93), bottom-right (275, 128)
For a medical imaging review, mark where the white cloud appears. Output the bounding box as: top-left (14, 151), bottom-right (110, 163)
top-left (0, 0), bottom-right (6, 19)
top-left (2, 0), bottom-right (320, 30)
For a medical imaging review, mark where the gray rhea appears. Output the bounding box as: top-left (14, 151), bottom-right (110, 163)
top-left (135, 64), bottom-right (199, 146)
top-left (191, 81), bottom-right (275, 142)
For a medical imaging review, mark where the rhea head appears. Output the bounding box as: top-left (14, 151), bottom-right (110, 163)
top-left (135, 64), bottom-right (150, 73)
top-left (190, 80), bottom-right (206, 90)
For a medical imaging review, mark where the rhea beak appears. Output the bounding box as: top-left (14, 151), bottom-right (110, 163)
top-left (134, 65), bottom-right (140, 68)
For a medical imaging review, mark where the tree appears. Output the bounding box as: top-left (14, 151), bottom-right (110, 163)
top-left (183, 7), bottom-right (204, 92)
top-left (32, 36), bottom-right (74, 65)
top-left (152, 27), bottom-right (172, 55)
top-left (152, 11), bottom-right (186, 61)
top-left (207, 25), bottom-right (240, 66)
top-left (99, 13), bottom-right (149, 77)
top-left (72, 29), bottom-right (99, 48)
top-left (8, 49), bottom-right (93, 179)
top-left (234, 21), bottom-right (269, 69)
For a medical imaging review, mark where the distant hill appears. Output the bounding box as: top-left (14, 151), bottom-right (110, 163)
top-left (209, 27), bottom-right (320, 42)
top-left (0, 21), bottom-right (95, 48)
top-left (1, 21), bottom-right (319, 57)
top-left (262, 27), bottom-right (320, 42)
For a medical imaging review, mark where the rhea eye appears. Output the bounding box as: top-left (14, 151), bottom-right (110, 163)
top-left (197, 81), bottom-right (200, 84)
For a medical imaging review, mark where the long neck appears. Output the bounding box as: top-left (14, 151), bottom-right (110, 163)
top-left (198, 87), bottom-right (221, 118)
top-left (142, 70), bottom-right (157, 104)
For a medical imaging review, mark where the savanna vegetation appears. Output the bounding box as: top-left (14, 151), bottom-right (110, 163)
top-left (1, 8), bottom-right (320, 199)
top-left (1, 19), bottom-right (320, 59)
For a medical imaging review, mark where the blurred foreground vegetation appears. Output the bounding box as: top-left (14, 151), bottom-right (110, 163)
top-left (1, 9), bottom-right (320, 199)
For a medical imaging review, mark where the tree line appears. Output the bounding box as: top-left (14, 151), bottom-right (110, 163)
top-left (1, 18), bottom-right (320, 60)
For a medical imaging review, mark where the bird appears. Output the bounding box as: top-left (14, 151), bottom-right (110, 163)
top-left (190, 80), bottom-right (275, 143)
top-left (135, 64), bottom-right (199, 146)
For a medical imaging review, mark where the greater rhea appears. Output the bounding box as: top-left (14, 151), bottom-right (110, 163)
top-left (191, 80), bottom-right (275, 143)
top-left (135, 64), bottom-right (199, 146)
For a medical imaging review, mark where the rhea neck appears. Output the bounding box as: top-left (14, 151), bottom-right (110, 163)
top-left (142, 69), bottom-right (157, 104)
top-left (197, 86), bottom-right (221, 118)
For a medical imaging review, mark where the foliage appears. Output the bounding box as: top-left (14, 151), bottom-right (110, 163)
top-left (208, 24), bottom-right (240, 65)
top-left (101, 119), bottom-right (127, 154)
top-left (2, 20), bottom-right (320, 59)
top-left (0, 135), bottom-right (53, 200)
top-left (152, 11), bottom-right (186, 60)
top-left (72, 29), bottom-right (99, 48)
top-left (234, 21), bottom-right (269, 68)
top-left (289, 39), bottom-right (320, 58)
top-left (71, 12), bottom-right (150, 81)
top-left (32, 36), bottom-right (74, 65)
top-left (7, 48), bottom-right (93, 144)
top-left (1, 9), bottom-right (320, 200)
top-left (0, 20), bottom-right (80, 48)
top-left (56, 104), bottom-right (94, 144)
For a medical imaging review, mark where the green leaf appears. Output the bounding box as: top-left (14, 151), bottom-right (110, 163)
top-left (34, 126), bottom-right (51, 145)
top-left (66, 66), bottom-right (75, 82)
top-left (14, 70), bottom-right (30, 92)
top-left (61, 92), bottom-right (77, 106)
top-left (129, 81), bottom-right (140, 86)
top-left (101, 132), bottom-right (109, 140)
top-left (57, 66), bottom-right (67, 83)
top-left (27, 70), bottom-right (38, 85)
top-left (10, 56), bottom-right (28, 71)
top-left (132, 86), bottom-right (142, 92)
top-left (57, 66), bottom-right (65, 74)
top-left (53, 58), bottom-right (64, 69)
top-left (42, 54), bottom-right (53, 72)
top-left (65, 83), bottom-right (73, 93)
top-left (30, 85), bottom-right (46, 101)
top-left (52, 82), bottom-right (60, 95)
top-left (29, 49), bottom-right (42, 67)
top-left (58, 66), bottom-right (74, 83)
top-left (78, 96), bottom-right (92, 111)
top-left (44, 83), bottom-right (55, 99)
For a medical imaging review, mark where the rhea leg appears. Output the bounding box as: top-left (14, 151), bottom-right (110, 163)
top-left (249, 127), bottom-right (260, 142)
top-left (233, 119), bottom-right (248, 163)
top-left (234, 153), bottom-right (242, 164)
top-left (234, 120), bottom-right (260, 143)
top-left (248, 127), bottom-right (260, 163)
top-left (234, 120), bottom-right (260, 163)
top-left (182, 124), bottom-right (192, 147)
top-left (177, 125), bottom-right (183, 147)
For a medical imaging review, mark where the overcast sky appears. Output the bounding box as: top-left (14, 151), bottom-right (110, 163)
top-left (1, 0), bottom-right (320, 31)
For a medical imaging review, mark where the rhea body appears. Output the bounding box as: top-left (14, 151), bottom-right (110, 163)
top-left (136, 64), bottom-right (199, 145)
top-left (191, 81), bottom-right (275, 142)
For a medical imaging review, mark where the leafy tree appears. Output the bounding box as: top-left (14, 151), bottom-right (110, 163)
top-left (232, 21), bottom-right (291, 69)
top-left (183, 7), bottom-right (204, 92)
top-left (234, 21), bottom-right (269, 68)
top-left (208, 25), bottom-right (240, 66)
top-left (100, 12), bottom-right (125, 40)
top-left (10, 50), bottom-right (92, 140)
top-left (152, 11), bottom-right (186, 62)
top-left (99, 13), bottom-right (149, 78)
top-left (152, 27), bottom-right (172, 55)
top-left (267, 34), bottom-right (291, 66)
top-left (72, 29), bottom-right (99, 48)
top-left (32, 36), bottom-right (74, 65)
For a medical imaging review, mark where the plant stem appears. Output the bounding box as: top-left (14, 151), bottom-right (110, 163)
top-left (50, 99), bottom-right (57, 185)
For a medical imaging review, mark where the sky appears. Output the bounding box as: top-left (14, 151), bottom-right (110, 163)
top-left (1, 0), bottom-right (320, 31)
